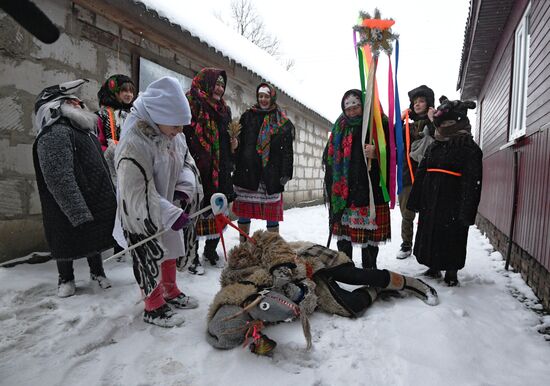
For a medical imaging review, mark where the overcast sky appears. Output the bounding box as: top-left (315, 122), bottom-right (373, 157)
top-left (203, 0), bottom-right (471, 120)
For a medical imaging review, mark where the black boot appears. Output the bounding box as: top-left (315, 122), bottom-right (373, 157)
top-left (444, 270), bottom-right (459, 286)
top-left (204, 238), bottom-right (220, 266)
top-left (361, 246), bottom-right (379, 270)
top-left (336, 240), bottom-right (353, 259)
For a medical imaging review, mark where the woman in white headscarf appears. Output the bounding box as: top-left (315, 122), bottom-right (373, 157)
top-left (114, 76), bottom-right (203, 327)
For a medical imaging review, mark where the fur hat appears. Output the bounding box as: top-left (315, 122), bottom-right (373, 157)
top-left (408, 85), bottom-right (435, 120)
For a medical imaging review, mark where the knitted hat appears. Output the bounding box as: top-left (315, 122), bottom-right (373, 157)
top-left (139, 76), bottom-right (191, 126)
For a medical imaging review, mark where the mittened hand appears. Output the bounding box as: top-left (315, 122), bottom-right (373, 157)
top-left (279, 176), bottom-right (290, 185)
top-left (171, 212), bottom-right (190, 231)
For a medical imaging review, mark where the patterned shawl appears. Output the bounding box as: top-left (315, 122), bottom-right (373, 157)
top-left (251, 83), bottom-right (288, 167)
top-left (186, 68), bottom-right (230, 189)
top-left (326, 114), bottom-right (362, 217)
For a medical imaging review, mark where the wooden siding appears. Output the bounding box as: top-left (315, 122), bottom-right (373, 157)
top-left (478, 41), bottom-right (512, 156)
top-left (476, 0), bottom-right (550, 271)
top-left (526, 0), bottom-right (550, 133)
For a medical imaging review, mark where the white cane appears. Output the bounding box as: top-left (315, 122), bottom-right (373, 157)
top-left (104, 193), bottom-right (228, 263)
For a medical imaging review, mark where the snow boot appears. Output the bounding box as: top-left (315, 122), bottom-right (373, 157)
top-left (90, 274), bottom-right (112, 289)
top-left (385, 271), bottom-right (439, 306)
top-left (165, 293), bottom-right (199, 309)
top-left (188, 256), bottom-right (205, 275)
top-left (238, 221), bottom-right (250, 243)
top-left (337, 239), bottom-right (353, 259)
top-left (143, 304), bottom-right (185, 328)
top-left (444, 270), bottom-right (459, 287)
top-left (423, 267), bottom-right (442, 279)
top-left (361, 245), bottom-right (379, 270)
top-left (396, 245), bottom-right (412, 259)
top-left (204, 238), bottom-right (220, 266)
top-left (57, 280), bottom-right (76, 298)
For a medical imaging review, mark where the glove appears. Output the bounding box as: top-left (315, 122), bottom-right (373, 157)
top-left (279, 176), bottom-right (290, 185)
top-left (174, 190), bottom-right (189, 202)
top-left (171, 212), bottom-right (190, 231)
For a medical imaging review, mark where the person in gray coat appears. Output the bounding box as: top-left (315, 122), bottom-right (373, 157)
top-left (33, 79), bottom-right (117, 298)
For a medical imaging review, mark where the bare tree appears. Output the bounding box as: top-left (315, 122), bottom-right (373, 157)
top-left (229, 0), bottom-right (293, 70)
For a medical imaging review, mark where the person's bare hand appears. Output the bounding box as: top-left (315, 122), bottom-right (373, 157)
top-left (364, 144), bottom-right (376, 159)
top-left (230, 137), bottom-right (238, 152)
top-left (401, 109), bottom-right (410, 120)
top-left (427, 107), bottom-right (436, 122)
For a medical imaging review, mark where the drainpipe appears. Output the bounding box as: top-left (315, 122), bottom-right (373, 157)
top-left (505, 150), bottom-right (520, 270)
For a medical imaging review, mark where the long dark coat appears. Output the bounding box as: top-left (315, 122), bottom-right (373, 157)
top-left (407, 135), bottom-right (482, 270)
top-left (33, 119), bottom-right (117, 260)
top-left (232, 109), bottom-right (294, 195)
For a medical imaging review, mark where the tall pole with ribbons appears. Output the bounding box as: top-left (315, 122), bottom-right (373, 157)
top-left (353, 9), bottom-right (399, 221)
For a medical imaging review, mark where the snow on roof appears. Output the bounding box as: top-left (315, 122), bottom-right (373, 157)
top-left (135, 0), bottom-right (332, 121)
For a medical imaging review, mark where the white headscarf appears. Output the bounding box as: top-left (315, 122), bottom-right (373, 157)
top-left (122, 76), bottom-right (191, 137)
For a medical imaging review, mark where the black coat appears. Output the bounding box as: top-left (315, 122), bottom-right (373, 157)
top-left (232, 109), bottom-right (294, 195)
top-left (407, 135), bottom-right (482, 270)
top-left (33, 120), bottom-right (117, 260)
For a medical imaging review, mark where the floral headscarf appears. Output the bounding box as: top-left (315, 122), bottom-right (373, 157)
top-left (186, 68), bottom-right (231, 189)
top-left (250, 83), bottom-right (288, 167)
top-left (97, 74), bottom-right (135, 110)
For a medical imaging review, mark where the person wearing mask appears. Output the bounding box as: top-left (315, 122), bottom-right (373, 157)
top-left (323, 89), bottom-right (391, 270)
top-left (33, 79), bottom-right (116, 297)
top-left (407, 96), bottom-right (481, 286)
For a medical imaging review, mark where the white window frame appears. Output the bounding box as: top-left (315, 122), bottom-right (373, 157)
top-left (509, 3), bottom-right (531, 140)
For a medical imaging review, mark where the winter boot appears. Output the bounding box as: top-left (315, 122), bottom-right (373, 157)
top-left (143, 304), bottom-right (185, 328)
top-left (385, 271), bottom-right (439, 306)
top-left (90, 274), bottom-right (112, 289)
top-left (396, 244), bottom-right (412, 259)
top-left (361, 246), bottom-right (379, 270)
top-left (188, 256), bottom-right (205, 275)
top-left (204, 238), bottom-right (220, 266)
top-left (266, 224), bottom-right (279, 234)
top-left (238, 221), bottom-right (251, 243)
top-left (336, 239), bottom-right (353, 259)
top-left (165, 293), bottom-right (199, 309)
top-left (57, 280), bottom-right (76, 298)
top-left (423, 267), bottom-right (442, 279)
top-left (444, 270), bottom-right (459, 287)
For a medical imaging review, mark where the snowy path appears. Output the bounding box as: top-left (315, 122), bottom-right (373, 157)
top-left (1, 205), bottom-right (549, 386)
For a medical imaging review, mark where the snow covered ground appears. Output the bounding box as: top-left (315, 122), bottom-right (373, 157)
top-left (1, 205), bottom-right (549, 386)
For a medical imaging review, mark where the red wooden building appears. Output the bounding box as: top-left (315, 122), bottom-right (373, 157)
top-left (458, 0), bottom-right (550, 309)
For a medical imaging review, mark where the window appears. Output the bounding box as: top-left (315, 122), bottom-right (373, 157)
top-left (509, 3), bottom-right (531, 140)
top-left (139, 57), bottom-right (192, 92)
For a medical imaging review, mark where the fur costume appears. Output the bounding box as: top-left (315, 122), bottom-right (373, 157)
top-left (207, 230), bottom-right (439, 352)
